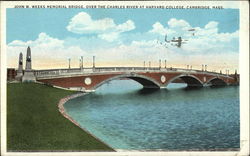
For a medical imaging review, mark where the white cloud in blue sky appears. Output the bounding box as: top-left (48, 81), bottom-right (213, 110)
top-left (7, 10), bottom-right (239, 71)
top-left (66, 12), bottom-right (135, 42)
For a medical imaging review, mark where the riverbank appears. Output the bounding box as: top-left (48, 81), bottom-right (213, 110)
top-left (57, 92), bottom-right (115, 151)
top-left (7, 83), bottom-right (114, 151)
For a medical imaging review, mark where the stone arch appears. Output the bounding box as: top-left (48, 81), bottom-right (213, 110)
top-left (93, 73), bottom-right (161, 90)
top-left (166, 74), bottom-right (203, 87)
top-left (205, 77), bottom-right (228, 86)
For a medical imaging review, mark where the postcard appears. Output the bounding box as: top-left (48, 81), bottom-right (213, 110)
top-left (1, 1), bottom-right (249, 156)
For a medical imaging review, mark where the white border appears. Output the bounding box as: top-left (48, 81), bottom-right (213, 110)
top-left (239, 1), bottom-right (249, 156)
top-left (0, 1), bottom-right (249, 156)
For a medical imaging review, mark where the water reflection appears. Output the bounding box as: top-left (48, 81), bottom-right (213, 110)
top-left (64, 80), bottom-right (239, 150)
top-left (136, 88), bottom-right (160, 95)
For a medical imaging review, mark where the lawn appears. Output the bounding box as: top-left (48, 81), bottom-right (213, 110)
top-left (7, 83), bottom-right (114, 151)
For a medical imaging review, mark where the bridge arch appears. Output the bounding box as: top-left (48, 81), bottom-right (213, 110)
top-left (166, 74), bottom-right (203, 87)
top-left (93, 73), bottom-right (162, 90)
top-left (205, 77), bottom-right (228, 86)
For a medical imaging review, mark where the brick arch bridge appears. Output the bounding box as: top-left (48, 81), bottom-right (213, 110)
top-left (35, 67), bottom-right (238, 92)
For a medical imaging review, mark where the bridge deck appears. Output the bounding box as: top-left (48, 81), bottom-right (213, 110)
top-left (34, 67), bottom-right (232, 79)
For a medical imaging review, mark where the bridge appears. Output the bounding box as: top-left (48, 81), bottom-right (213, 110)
top-left (13, 47), bottom-right (239, 92)
top-left (33, 67), bottom-right (238, 92)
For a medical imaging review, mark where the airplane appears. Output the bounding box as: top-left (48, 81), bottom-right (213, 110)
top-left (157, 35), bottom-right (169, 48)
top-left (188, 28), bottom-right (196, 36)
top-left (164, 34), bottom-right (170, 43)
top-left (157, 34), bottom-right (189, 48)
top-left (170, 36), bottom-right (188, 48)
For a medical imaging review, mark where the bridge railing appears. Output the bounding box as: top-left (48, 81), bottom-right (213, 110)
top-left (34, 67), bottom-right (232, 78)
top-left (95, 67), bottom-right (162, 72)
top-left (34, 68), bottom-right (85, 77)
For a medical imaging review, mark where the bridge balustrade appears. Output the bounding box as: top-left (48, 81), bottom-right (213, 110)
top-left (34, 67), bottom-right (232, 79)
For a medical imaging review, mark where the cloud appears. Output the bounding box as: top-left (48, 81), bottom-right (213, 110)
top-left (168, 18), bottom-right (191, 29)
top-left (148, 18), bottom-right (239, 54)
top-left (9, 33), bottom-right (65, 50)
top-left (204, 21), bottom-right (218, 29)
top-left (7, 33), bottom-right (88, 69)
top-left (150, 22), bottom-right (168, 35)
top-left (67, 12), bottom-right (135, 42)
top-left (7, 17), bottom-right (239, 72)
top-left (149, 18), bottom-right (219, 38)
top-left (67, 12), bottom-right (115, 34)
top-left (149, 22), bottom-right (176, 36)
top-left (98, 32), bottom-right (120, 42)
top-left (116, 20), bottom-right (135, 32)
top-left (149, 18), bottom-right (192, 37)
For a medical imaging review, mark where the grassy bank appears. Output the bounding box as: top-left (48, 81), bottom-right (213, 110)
top-left (7, 83), bottom-right (114, 151)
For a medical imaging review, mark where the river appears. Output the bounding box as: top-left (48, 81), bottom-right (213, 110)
top-left (64, 80), bottom-right (239, 151)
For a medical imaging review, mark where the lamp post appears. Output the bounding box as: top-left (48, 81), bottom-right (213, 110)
top-left (68, 58), bottom-right (71, 69)
top-left (81, 56), bottom-right (83, 69)
top-left (93, 56), bottom-right (95, 69)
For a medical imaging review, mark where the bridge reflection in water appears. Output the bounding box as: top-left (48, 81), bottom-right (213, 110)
top-left (34, 67), bottom-right (239, 92)
top-left (64, 80), bottom-right (240, 150)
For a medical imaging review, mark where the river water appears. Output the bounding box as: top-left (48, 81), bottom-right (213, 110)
top-left (64, 80), bottom-right (239, 151)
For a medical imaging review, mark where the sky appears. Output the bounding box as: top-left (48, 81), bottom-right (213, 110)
top-left (6, 6), bottom-right (239, 73)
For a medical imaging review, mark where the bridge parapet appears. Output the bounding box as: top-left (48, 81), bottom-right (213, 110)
top-left (35, 67), bottom-right (231, 80)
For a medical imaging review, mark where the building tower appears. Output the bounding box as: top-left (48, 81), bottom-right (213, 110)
top-left (22, 46), bottom-right (36, 82)
top-left (15, 52), bottom-right (23, 81)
